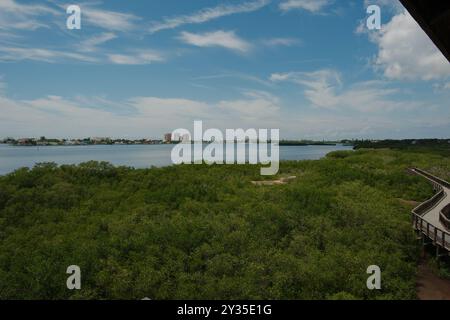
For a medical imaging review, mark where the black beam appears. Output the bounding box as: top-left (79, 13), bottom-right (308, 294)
top-left (399, 0), bottom-right (450, 63)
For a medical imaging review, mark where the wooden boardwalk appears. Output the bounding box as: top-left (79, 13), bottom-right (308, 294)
top-left (410, 168), bottom-right (450, 253)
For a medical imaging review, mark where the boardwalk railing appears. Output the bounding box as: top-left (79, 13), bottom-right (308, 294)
top-left (412, 184), bottom-right (444, 215)
top-left (410, 168), bottom-right (450, 252)
top-left (440, 204), bottom-right (450, 230)
top-left (412, 168), bottom-right (450, 188)
top-left (412, 214), bottom-right (450, 250)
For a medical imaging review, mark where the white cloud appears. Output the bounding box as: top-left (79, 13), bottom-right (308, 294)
top-left (148, 0), bottom-right (269, 33)
top-left (0, 0), bottom-right (58, 31)
top-left (217, 90), bottom-right (280, 121)
top-left (279, 0), bottom-right (331, 13)
top-left (0, 46), bottom-right (97, 63)
top-left (178, 30), bottom-right (251, 53)
top-left (371, 10), bottom-right (450, 81)
top-left (0, 76), bottom-right (6, 93)
top-left (271, 70), bottom-right (343, 109)
top-left (130, 90), bottom-right (280, 128)
top-left (0, 0), bottom-right (56, 15)
top-left (194, 73), bottom-right (274, 87)
top-left (271, 69), bottom-right (424, 112)
top-left (0, 90), bottom-right (282, 138)
top-left (0, 44), bottom-right (165, 65)
top-left (78, 33), bottom-right (117, 53)
top-left (129, 97), bottom-right (210, 119)
top-left (433, 82), bottom-right (450, 92)
top-left (262, 37), bottom-right (301, 47)
top-left (107, 51), bottom-right (165, 65)
top-left (280, 113), bottom-right (450, 140)
top-left (83, 7), bottom-right (140, 31)
top-left (0, 31), bottom-right (22, 40)
top-left (1, 87), bottom-right (449, 140)
top-left (363, 0), bottom-right (403, 13)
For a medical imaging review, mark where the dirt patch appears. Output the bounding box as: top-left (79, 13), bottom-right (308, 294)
top-left (251, 176), bottom-right (297, 186)
top-left (397, 198), bottom-right (420, 207)
top-left (417, 260), bottom-right (450, 300)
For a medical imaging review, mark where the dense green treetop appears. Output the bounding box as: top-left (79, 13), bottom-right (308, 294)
top-left (0, 148), bottom-right (449, 299)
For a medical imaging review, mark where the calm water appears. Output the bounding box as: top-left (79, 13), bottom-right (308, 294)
top-left (0, 144), bottom-right (353, 175)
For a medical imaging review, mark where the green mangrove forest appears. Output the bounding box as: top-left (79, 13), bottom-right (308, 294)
top-left (1, 146), bottom-right (450, 299)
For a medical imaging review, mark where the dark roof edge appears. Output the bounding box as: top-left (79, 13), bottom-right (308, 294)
top-left (399, 0), bottom-right (450, 63)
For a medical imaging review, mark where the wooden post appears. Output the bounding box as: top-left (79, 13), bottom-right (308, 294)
top-left (434, 227), bottom-right (438, 244)
top-left (427, 223), bottom-right (430, 237)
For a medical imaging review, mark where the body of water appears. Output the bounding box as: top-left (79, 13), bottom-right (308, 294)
top-left (0, 143), bottom-right (353, 175)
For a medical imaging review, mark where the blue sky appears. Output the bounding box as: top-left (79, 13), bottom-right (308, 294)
top-left (0, 0), bottom-right (450, 139)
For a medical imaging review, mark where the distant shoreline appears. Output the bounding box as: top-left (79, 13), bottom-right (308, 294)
top-left (0, 144), bottom-right (354, 176)
top-left (0, 141), bottom-right (344, 147)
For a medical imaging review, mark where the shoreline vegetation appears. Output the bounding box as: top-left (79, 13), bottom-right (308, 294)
top-left (1, 141), bottom-right (450, 299)
top-left (3, 138), bottom-right (449, 148)
top-left (1, 137), bottom-right (344, 147)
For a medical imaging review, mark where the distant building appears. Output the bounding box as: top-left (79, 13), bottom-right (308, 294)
top-left (164, 133), bottom-right (172, 143)
top-left (2, 137), bottom-right (15, 144)
top-left (17, 138), bottom-right (36, 146)
top-left (91, 137), bottom-right (111, 144)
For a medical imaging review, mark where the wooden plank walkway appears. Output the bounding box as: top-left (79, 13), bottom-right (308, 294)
top-left (410, 168), bottom-right (450, 252)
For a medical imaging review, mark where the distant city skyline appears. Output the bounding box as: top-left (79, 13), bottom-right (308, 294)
top-left (1, 0), bottom-right (450, 140)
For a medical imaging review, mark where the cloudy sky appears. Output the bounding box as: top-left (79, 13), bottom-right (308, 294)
top-left (0, 0), bottom-right (450, 140)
